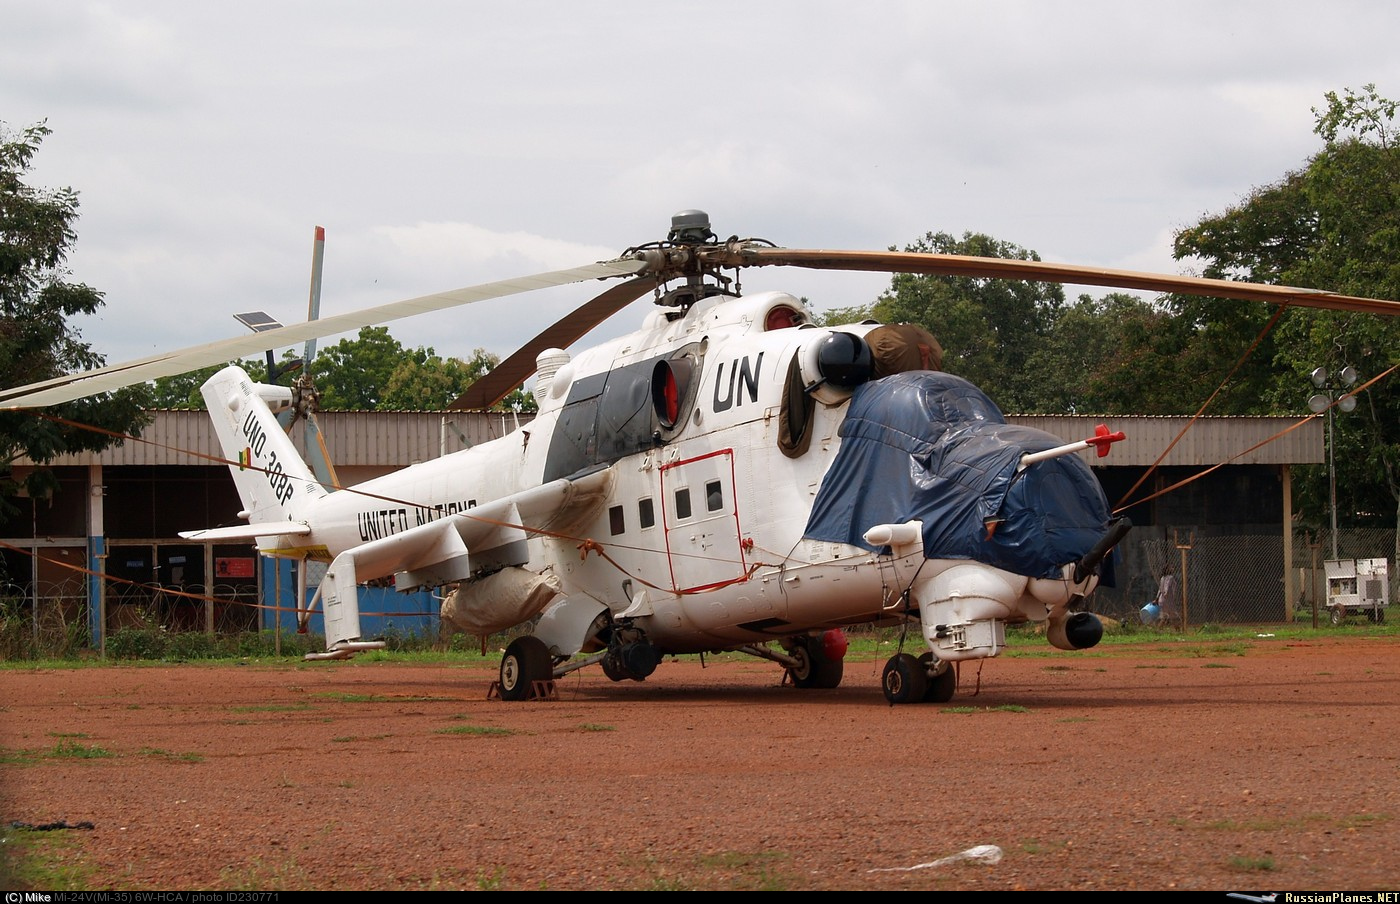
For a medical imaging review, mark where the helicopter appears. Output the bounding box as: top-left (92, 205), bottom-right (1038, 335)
top-left (6, 209), bottom-right (1398, 705)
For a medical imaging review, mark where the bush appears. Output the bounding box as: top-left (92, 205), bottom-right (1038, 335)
top-left (164, 630), bottom-right (224, 660)
top-left (105, 625), bottom-right (168, 660)
top-left (0, 595), bottom-right (92, 661)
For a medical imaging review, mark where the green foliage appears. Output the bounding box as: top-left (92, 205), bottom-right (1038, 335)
top-left (433, 724), bottom-right (516, 736)
top-left (0, 823), bottom-right (98, 891)
top-left (1173, 84), bottom-right (1400, 531)
top-left (872, 231), bottom-right (1065, 412)
top-left (814, 302), bottom-right (876, 327)
top-left (148, 359), bottom-right (274, 408)
top-left (306, 326), bottom-right (534, 412)
top-left (103, 620), bottom-right (326, 661)
top-left (104, 623), bottom-right (169, 660)
top-left (49, 739), bottom-right (113, 759)
top-left (0, 594), bottom-right (90, 660)
top-left (0, 121), bottom-right (152, 518)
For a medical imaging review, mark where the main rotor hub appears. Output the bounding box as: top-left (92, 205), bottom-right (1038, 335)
top-left (627, 209), bottom-right (775, 310)
top-left (667, 209), bottom-right (716, 245)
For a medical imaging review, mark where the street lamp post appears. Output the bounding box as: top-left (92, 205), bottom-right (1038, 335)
top-left (1308, 365), bottom-right (1358, 560)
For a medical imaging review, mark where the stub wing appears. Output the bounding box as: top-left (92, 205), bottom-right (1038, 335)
top-left (315, 467), bottom-right (615, 654)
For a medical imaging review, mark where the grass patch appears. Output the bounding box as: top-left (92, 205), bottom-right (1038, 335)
top-left (691, 850), bottom-right (795, 891)
top-left (3, 620), bottom-right (1394, 669)
top-left (1201, 662), bottom-right (1237, 669)
top-left (578, 723), bottom-right (616, 732)
top-left (1226, 854), bottom-right (1276, 872)
top-left (1019, 838), bottom-right (1069, 855)
top-left (940, 704), bottom-right (1030, 715)
top-left (0, 823), bottom-right (99, 891)
top-left (49, 740), bottom-right (114, 759)
top-left (434, 724), bottom-right (516, 737)
top-left (229, 702), bottom-right (312, 716)
top-left (1177, 812), bottom-right (1384, 833)
top-left (138, 747), bottom-right (204, 763)
top-left (313, 692), bottom-right (455, 703)
top-left (219, 854), bottom-right (310, 890)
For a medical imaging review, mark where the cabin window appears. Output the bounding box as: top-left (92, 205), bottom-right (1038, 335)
top-left (609, 505), bottom-right (625, 536)
top-left (674, 487), bottom-right (692, 520)
top-left (706, 480), bottom-right (724, 512)
top-left (638, 497), bottom-right (655, 529)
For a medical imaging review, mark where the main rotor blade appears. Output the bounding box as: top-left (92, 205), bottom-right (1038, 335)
top-left (721, 247), bottom-right (1400, 316)
top-left (448, 275), bottom-right (655, 411)
top-left (0, 258), bottom-right (646, 409)
top-left (304, 225), bottom-right (327, 365)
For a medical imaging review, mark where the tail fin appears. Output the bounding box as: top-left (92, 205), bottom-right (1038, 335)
top-left (201, 365), bottom-right (328, 523)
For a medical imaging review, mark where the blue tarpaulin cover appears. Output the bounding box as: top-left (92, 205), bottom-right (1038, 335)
top-left (803, 371), bottom-right (1114, 580)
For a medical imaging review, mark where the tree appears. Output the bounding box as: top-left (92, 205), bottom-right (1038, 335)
top-left (0, 121), bottom-right (150, 514)
top-left (149, 358), bottom-right (272, 408)
top-left (382, 348), bottom-right (498, 410)
top-left (1172, 85), bottom-right (1400, 537)
top-left (871, 231), bottom-right (1065, 412)
top-left (308, 327), bottom-right (535, 412)
top-left (1022, 292), bottom-right (1186, 415)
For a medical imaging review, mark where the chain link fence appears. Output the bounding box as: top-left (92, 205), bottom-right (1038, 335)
top-left (5, 528), bottom-right (1394, 660)
top-left (1089, 527), bottom-right (1397, 626)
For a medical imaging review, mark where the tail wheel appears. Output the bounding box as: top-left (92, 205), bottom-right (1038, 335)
top-left (787, 633), bottom-right (844, 689)
top-left (919, 652), bottom-right (957, 703)
top-left (881, 652), bottom-right (928, 705)
top-left (499, 636), bottom-right (552, 700)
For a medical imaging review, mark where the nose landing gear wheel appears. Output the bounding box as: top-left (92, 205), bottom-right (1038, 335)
top-left (881, 653), bottom-right (928, 705)
top-left (919, 651), bottom-right (957, 703)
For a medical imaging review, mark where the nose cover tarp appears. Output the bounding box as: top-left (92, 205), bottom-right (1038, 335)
top-left (803, 371), bottom-right (1113, 580)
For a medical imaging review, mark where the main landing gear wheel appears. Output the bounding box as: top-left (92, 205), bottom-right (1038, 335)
top-left (499, 636), bottom-right (552, 701)
top-left (600, 654), bottom-right (629, 682)
top-left (881, 653), bottom-right (928, 705)
top-left (918, 652), bottom-right (956, 703)
top-left (787, 634), bottom-right (844, 689)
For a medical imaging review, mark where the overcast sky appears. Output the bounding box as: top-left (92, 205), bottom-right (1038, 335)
top-left (5, 1), bottom-right (1400, 380)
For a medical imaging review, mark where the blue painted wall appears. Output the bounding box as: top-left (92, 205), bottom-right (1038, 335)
top-left (260, 558), bottom-right (439, 640)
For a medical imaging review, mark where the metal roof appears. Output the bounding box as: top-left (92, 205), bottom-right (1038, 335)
top-left (1013, 415), bottom-right (1322, 467)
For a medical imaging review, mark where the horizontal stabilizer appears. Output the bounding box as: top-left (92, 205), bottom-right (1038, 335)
top-left (179, 522), bottom-right (312, 541)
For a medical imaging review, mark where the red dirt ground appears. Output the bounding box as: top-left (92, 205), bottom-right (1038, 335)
top-left (2, 634), bottom-right (1398, 891)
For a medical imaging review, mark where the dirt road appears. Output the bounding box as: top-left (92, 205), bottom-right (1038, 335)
top-left (3, 634), bottom-right (1398, 890)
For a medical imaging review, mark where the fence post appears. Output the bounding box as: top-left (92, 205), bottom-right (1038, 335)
top-left (1308, 534), bottom-right (1321, 629)
top-left (1174, 529), bottom-right (1193, 631)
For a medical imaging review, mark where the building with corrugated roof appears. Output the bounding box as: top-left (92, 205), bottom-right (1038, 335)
top-left (0, 409), bottom-right (1325, 647)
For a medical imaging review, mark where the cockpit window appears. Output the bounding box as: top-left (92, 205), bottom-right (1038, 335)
top-left (765, 305), bottom-right (804, 331)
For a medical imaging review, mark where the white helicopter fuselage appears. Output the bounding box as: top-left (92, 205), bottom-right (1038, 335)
top-left (196, 288), bottom-right (1114, 680)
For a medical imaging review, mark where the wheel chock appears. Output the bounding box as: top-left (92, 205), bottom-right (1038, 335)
top-left (486, 679), bottom-right (558, 701)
